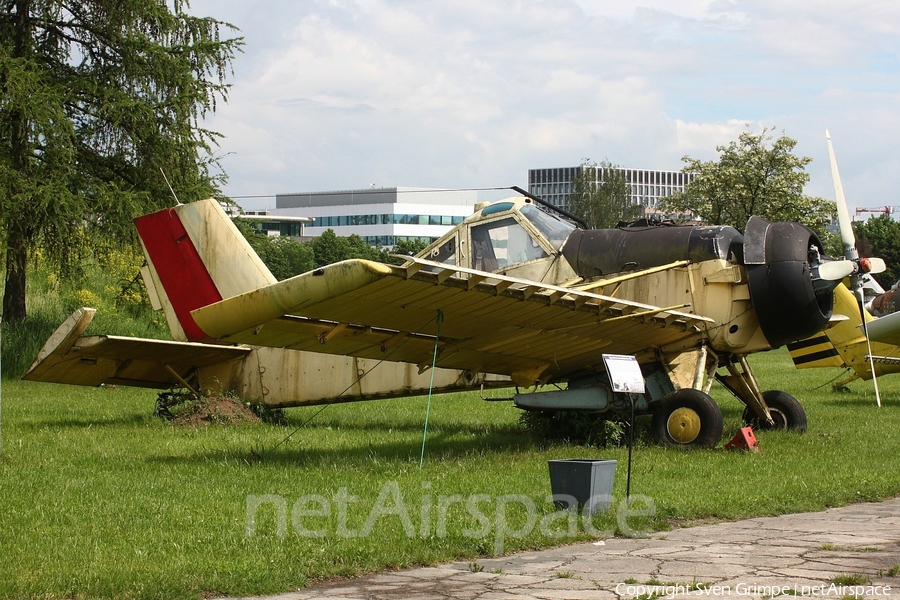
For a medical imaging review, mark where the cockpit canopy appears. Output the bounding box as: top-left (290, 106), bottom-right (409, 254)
top-left (416, 198), bottom-right (576, 274)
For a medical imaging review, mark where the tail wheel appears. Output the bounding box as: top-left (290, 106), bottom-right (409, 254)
top-left (651, 389), bottom-right (724, 449)
top-left (742, 390), bottom-right (807, 432)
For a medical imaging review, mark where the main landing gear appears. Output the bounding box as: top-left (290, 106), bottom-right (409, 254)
top-left (650, 352), bottom-right (807, 449)
top-left (742, 390), bottom-right (807, 431)
top-left (651, 389), bottom-right (723, 448)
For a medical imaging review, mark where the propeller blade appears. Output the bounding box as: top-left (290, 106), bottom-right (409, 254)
top-left (816, 260), bottom-right (856, 281)
top-left (826, 129), bottom-right (857, 259)
top-left (862, 257), bottom-right (887, 274)
top-left (827, 129), bottom-right (882, 407)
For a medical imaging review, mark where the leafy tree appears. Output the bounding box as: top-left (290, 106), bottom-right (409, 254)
top-left (310, 230), bottom-right (351, 267)
top-left (234, 220), bottom-right (317, 281)
top-left (343, 234), bottom-right (384, 262)
top-left (388, 238), bottom-right (429, 260)
top-left (1, 0), bottom-right (241, 323)
top-left (568, 159), bottom-right (642, 229)
top-left (853, 215), bottom-right (900, 289)
top-left (659, 128), bottom-right (835, 233)
top-left (238, 225), bottom-right (435, 281)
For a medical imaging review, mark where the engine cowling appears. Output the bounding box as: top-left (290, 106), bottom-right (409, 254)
top-left (743, 216), bottom-right (833, 348)
top-left (560, 217), bottom-right (834, 349)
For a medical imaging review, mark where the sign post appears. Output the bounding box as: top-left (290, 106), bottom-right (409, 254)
top-left (1, 319), bottom-right (4, 457)
top-left (602, 354), bottom-right (645, 500)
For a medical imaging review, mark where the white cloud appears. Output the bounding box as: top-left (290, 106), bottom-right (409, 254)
top-left (191, 0), bottom-right (900, 213)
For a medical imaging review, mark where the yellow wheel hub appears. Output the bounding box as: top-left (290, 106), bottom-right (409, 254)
top-left (667, 407), bottom-right (701, 444)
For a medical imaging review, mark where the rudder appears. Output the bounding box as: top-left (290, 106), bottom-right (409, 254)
top-left (136, 199), bottom-right (277, 342)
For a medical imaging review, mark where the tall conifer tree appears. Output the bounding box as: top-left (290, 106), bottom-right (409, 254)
top-left (0, 0), bottom-right (241, 322)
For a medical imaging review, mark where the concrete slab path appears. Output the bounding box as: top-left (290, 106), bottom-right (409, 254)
top-left (223, 498), bottom-right (900, 599)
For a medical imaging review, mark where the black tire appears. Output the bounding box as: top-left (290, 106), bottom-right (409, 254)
top-left (742, 390), bottom-right (807, 432)
top-left (651, 389), bottom-right (724, 449)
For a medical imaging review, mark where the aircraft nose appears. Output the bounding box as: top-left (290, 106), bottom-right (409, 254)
top-left (743, 216), bottom-right (835, 348)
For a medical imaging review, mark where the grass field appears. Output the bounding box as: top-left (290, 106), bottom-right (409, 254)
top-left (1, 348), bottom-right (899, 599)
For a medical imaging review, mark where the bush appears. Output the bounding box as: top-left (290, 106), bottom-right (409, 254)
top-left (519, 410), bottom-right (642, 447)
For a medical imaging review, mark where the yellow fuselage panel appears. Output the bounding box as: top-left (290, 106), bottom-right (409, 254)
top-left (591, 260), bottom-right (770, 355)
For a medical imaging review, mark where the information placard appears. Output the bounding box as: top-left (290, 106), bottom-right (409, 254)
top-left (602, 354), bottom-right (645, 394)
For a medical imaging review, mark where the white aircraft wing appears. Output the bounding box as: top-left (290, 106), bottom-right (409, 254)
top-left (866, 309), bottom-right (900, 346)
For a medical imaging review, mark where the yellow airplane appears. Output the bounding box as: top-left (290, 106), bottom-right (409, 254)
top-left (788, 283), bottom-right (900, 391)
top-left (24, 189), bottom-right (860, 448)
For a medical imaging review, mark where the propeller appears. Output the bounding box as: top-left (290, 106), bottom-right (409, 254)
top-left (816, 259), bottom-right (856, 282)
top-left (826, 129), bottom-right (885, 406)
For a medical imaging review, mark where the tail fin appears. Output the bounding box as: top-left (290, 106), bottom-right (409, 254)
top-left (135, 199), bottom-right (276, 342)
top-left (786, 334), bottom-right (845, 369)
top-left (788, 283), bottom-right (867, 370)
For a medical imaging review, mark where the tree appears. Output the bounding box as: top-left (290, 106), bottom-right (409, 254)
top-left (1, 0), bottom-right (241, 323)
top-left (568, 159), bottom-right (642, 229)
top-left (234, 220), bottom-right (317, 281)
top-left (853, 215), bottom-right (900, 289)
top-left (659, 128), bottom-right (835, 233)
top-left (388, 238), bottom-right (429, 260)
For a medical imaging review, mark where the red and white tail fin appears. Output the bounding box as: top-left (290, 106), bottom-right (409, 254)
top-left (135, 199), bottom-right (276, 343)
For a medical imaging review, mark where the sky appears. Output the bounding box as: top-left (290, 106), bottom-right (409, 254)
top-left (187, 0), bottom-right (900, 213)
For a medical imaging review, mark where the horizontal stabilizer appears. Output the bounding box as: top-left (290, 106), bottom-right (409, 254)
top-left (23, 308), bottom-right (250, 388)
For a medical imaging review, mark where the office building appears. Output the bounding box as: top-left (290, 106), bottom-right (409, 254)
top-left (528, 165), bottom-right (693, 214)
top-left (271, 187), bottom-right (478, 247)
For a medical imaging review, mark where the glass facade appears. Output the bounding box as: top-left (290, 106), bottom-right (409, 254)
top-left (360, 235), bottom-right (437, 247)
top-left (248, 222), bottom-right (306, 237)
top-left (527, 166), bottom-right (693, 212)
top-left (311, 213), bottom-right (465, 228)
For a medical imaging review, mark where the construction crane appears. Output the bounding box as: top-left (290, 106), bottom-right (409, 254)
top-left (856, 206), bottom-right (900, 216)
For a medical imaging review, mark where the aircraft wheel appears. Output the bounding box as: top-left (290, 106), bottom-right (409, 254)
top-left (742, 390), bottom-right (807, 432)
top-left (651, 389), bottom-right (723, 449)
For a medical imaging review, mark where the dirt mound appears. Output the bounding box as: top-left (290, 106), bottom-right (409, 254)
top-left (171, 397), bottom-right (260, 427)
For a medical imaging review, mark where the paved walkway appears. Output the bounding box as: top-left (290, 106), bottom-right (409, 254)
top-left (225, 498), bottom-right (900, 599)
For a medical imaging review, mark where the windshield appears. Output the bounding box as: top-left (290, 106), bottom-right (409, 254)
top-left (471, 217), bottom-right (548, 271)
top-left (520, 204), bottom-right (576, 250)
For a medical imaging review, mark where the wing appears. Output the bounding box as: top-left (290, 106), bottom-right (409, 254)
top-left (23, 308), bottom-right (250, 388)
top-left (191, 258), bottom-right (713, 386)
top-left (866, 310), bottom-right (900, 346)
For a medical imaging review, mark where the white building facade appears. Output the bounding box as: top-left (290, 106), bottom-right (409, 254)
top-left (272, 187), bottom-right (478, 247)
top-left (528, 166), bottom-right (693, 213)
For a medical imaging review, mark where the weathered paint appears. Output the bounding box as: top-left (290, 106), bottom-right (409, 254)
top-left (198, 346), bottom-right (510, 407)
top-left (192, 259), bottom-right (394, 341)
top-left (22, 308), bottom-right (250, 388)
top-left (134, 208), bottom-right (222, 343)
top-left (174, 200), bottom-right (277, 295)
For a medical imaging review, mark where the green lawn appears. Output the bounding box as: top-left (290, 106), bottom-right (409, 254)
top-left (1, 348), bottom-right (899, 599)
